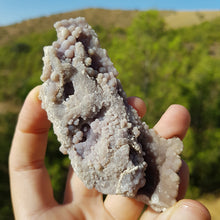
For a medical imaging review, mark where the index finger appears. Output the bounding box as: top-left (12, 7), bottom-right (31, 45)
top-left (9, 86), bottom-right (56, 218)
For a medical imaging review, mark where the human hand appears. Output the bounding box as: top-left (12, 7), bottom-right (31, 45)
top-left (9, 86), bottom-right (211, 220)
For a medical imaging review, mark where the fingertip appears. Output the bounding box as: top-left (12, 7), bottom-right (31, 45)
top-left (17, 86), bottom-right (50, 134)
top-left (30, 85), bottom-right (41, 103)
top-left (105, 195), bottom-right (144, 220)
top-left (171, 104), bottom-right (191, 125)
top-left (141, 199), bottom-right (211, 220)
top-left (169, 104), bottom-right (191, 129)
top-left (168, 199), bottom-right (211, 220)
top-left (127, 96), bottom-right (147, 118)
top-left (154, 104), bottom-right (191, 140)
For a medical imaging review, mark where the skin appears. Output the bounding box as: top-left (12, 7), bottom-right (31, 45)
top-left (9, 86), bottom-right (211, 220)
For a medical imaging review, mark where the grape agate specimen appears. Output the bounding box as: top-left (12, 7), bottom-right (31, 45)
top-left (39, 17), bottom-right (183, 212)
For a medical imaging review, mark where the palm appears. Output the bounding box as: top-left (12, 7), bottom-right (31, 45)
top-left (9, 87), bottom-right (210, 220)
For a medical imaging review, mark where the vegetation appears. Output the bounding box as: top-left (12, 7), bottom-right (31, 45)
top-left (0, 9), bottom-right (220, 218)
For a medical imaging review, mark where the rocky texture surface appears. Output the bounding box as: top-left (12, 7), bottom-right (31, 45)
top-left (39, 17), bottom-right (183, 212)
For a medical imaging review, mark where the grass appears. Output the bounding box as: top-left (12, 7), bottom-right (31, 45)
top-left (0, 101), bottom-right (20, 114)
top-left (164, 11), bottom-right (220, 28)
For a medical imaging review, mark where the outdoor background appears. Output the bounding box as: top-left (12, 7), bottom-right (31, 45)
top-left (0, 3), bottom-right (220, 220)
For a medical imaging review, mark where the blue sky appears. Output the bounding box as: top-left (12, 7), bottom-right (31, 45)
top-left (0, 0), bottom-right (220, 26)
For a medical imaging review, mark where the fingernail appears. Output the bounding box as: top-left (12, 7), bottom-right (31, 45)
top-left (169, 203), bottom-right (209, 220)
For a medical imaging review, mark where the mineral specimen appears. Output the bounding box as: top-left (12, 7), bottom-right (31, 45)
top-left (39, 17), bottom-right (183, 212)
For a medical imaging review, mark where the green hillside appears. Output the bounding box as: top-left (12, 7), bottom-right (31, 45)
top-left (1, 9), bottom-right (220, 46)
top-left (0, 9), bottom-right (220, 218)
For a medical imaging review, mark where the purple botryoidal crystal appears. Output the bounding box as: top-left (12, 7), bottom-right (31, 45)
top-left (39, 17), bottom-right (183, 212)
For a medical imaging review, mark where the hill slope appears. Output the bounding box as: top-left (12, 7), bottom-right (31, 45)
top-left (0, 9), bottom-right (220, 46)
top-left (164, 10), bottom-right (220, 28)
top-left (0, 9), bottom-right (138, 46)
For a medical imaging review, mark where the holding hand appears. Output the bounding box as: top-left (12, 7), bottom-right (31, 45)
top-left (9, 86), bottom-right (210, 220)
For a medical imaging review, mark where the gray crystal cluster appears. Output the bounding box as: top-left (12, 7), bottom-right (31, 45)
top-left (39, 17), bottom-right (183, 212)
